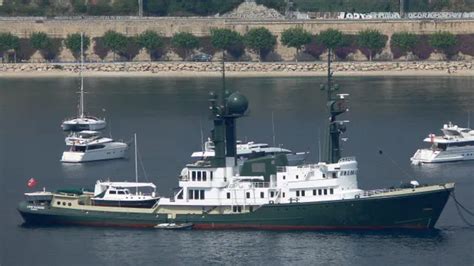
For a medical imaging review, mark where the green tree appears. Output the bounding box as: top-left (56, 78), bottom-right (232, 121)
top-left (102, 30), bottom-right (128, 61)
top-left (137, 30), bottom-right (164, 60)
top-left (112, 0), bottom-right (138, 15)
top-left (0, 33), bottom-right (20, 61)
top-left (391, 32), bottom-right (418, 61)
top-left (429, 31), bottom-right (457, 59)
top-left (244, 27), bottom-right (276, 61)
top-left (210, 28), bottom-right (243, 59)
top-left (65, 33), bottom-right (91, 60)
top-left (317, 28), bottom-right (345, 61)
top-left (171, 32), bottom-right (200, 61)
top-left (357, 29), bottom-right (387, 61)
top-left (30, 32), bottom-right (51, 51)
top-left (281, 27), bottom-right (312, 61)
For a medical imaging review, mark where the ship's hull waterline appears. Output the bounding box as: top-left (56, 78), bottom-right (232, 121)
top-left (18, 184), bottom-right (453, 230)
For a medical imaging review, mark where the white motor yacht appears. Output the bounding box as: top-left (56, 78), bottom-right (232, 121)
top-left (91, 181), bottom-right (159, 208)
top-left (411, 122), bottom-right (474, 164)
top-left (61, 131), bottom-right (127, 163)
top-left (191, 139), bottom-right (308, 166)
top-left (61, 33), bottom-right (106, 132)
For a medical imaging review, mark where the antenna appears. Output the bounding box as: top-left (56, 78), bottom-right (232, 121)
top-left (200, 118), bottom-right (204, 152)
top-left (134, 133), bottom-right (138, 194)
top-left (318, 127), bottom-right (321, 161)
top-left (271, 111), bottom-right (276, 147)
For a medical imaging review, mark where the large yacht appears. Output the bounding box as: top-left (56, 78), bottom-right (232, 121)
top-left (411, 122), bottom-right (474, 164)
top-left (61, 130), bottom-right (127, 163)
top-left (18, 56), bottom-right (454, 230)
top-left (61, 33), bottom-right (106, 132)
top-left (192, 139), bottom-right (308, 166)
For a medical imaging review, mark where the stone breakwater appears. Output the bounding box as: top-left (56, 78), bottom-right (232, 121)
top-left (0, 61), bottom-right (472, 75)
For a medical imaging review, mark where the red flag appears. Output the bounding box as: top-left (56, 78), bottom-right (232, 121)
top-left (27, 178), bottom-right (37, 188)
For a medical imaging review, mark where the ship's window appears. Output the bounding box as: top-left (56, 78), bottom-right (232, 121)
top-left (246, 192), bottom-right (250, 199)
top-left (330, 188), bottom-right (334, 194)
top-left (57, 201), bottom-right (61, 205)
top-left (260, 192), bottom-right (264, 198)
top-left (118, 191), bottom-right (125, 195)
top-left (322, 174), bottom-right (326, 178)
top-left (270, 191), bottom-right (275, 197)
top-left (62, 202), bottom-right (66, 206)
top-left (283, 175), bottom-right (286, 180)
top-left (125, 191), bottom-right (129, 194)
top-left (324, 189), bottom-right (328, 195)
top-left (313, 189), bottom-right (316, 196)
top-left (332, 173), bottom-right (337, 178)
top-left (203, 171), bottom-right (207, 181)
top-left (200, 190), bottom-right (205, 200)
top-left (189, 189), bottom-right (194, 199)
top-left (194, 190), bottom-right (199, 200)
top-left (249, 206), bottom-right (254, 212)
top-left (68, 203), bottom-right (72, 206)
top-left (237, 206), bottom-right (242, 213)
top-left (282, 192), bottom-right (286, 198)
top-left (318, 189), bottom-right (322, 195)
top-left (301, 190), bottom-right (305, 196)
top-left (227, 192), bottom-right (231, 199)
top-left (296, 191), bottom-right (300, 197)
top-left (192, 171), bottom-right (196, 181)
top-left (210, 171), bottom-right (213, 180)
top-left (197, 171), bottom-right (201, 181)
top-left (233, 206), bottom-right (237, 212)
top-left (296, 175), bottom-right (299, 179)
top-left (110, 190), bottom-right (117, 194)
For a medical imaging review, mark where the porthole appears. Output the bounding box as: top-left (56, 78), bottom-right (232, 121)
top-left (68, 203), bottom-right (72, 207)
top-left (62, 202), bottom-right (66, 206)
top-left (57, 201), bottom-right (61, 205)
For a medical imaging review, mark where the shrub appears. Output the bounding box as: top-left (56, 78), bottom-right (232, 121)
top-left (391, 32), bottom-right (418, 60)
top-left (137, 30), bottom-right (165, 60)
top-left (357, 29), bottom-right (387, 61)
top-left (429, 31), bottom-right (457, 59)
top-left (454, 34), bottom-right (474, 56)
top-left (0, 33), bottom-right (20, 58)
top-left (411, 35), bottom-right (434, 60)
top-left (281, 27), bottom-right (312, 61)
top-left (171, 32), bottom-right (200, 60)
top-left (244, 27), bottom-right (277, 61)
top-left (65, 33), bottom-right (91, 60)
top-left (119, 37), bottom-right (141, 61)
top-left (102, 31), bottom-right (128, 61)
top-left (93, 37), bottom-right (110, 60)
top-left (210, 28), bottom-right (244, 59)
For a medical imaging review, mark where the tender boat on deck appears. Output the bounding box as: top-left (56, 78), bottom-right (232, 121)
top-left (91, 181), bottom-right (159, 208)
top-left (411, 122), bottom-right (474, 164)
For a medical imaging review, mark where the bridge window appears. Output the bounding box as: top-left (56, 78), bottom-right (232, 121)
top-left (194, 190), bottom-right (199, 199)
top-left (200, 190), bottom-right (205, 200)
top-left (260, 192), bottom-right (264, 198)
top-left (189, 190), bottom-right (194, 199)
top-left (227, 192), bottom-right (231, 199)
top-left (324, 189), bottom-right (328, 195)
top-left (313, 189), bottom-right (316, 196)
top-left (301, 190), bottom-right (305, 196)
top-left (318, 189), bottom-right (322, 195)
top-left (197, 171), bottom-right (201, 181)
top-left (110, 190), bottom-right (117, 194)
top-left (203, 171), bottom-right (207, 181)
top-left (270, 191), bottom-right (275, 197)
top-left (296, 191), bottom-right (300, 197)
top-left (192, 171), bottom-right (196, 181)
top-left (246, 192), bottom-right (250, 199)
top-left (330, 188), bottom-right (334, 194)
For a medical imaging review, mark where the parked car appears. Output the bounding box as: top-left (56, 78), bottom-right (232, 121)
top-left (192, 53), bottom-right (212, 62)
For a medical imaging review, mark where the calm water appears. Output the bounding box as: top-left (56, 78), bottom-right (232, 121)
top-left (0, 76), bottom-right (473, 265)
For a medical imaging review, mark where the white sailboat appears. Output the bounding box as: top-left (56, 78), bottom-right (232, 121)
top-left (61, 33), bottom-right (106, 132)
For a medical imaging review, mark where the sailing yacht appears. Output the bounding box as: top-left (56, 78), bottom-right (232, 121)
top-left (61, 130), bottom-right (128, 163)
top-left (61, 33), bottom-right (106, 132)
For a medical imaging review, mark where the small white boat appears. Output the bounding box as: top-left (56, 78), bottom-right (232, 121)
top-left (90, 134), bottom-right (159, 208)
top-left (154, 223), bottom-right (193, 230)
top-left (61, 33), bottom-right (106, 132)
top-left (411, 122), bottom-right (474, 164)
top-left (61, 131), bottom-right (127, 163)
top-left (192, 139), bottom-right (308, 166)
top-left (91, 181), bottom-right (159, 208)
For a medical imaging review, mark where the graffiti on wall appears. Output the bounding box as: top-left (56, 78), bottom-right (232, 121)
top-left (337, 12), bottom-right (474, 20)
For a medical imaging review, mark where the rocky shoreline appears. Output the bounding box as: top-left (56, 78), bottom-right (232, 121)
top-left (1, 61), bottom-right (473, 76)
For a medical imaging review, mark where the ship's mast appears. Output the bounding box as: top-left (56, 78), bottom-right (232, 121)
top-left (79, 32), bottom-right (85, 118)
top-left (322, 49), bottom-right (349, 163)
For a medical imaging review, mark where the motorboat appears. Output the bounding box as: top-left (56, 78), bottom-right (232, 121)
top-left (61, 130), bottom-right (127, 163)
top-left (192, 139), bottom-right (308, 166)
top-left (411, 122), bottom-right (474, 164)
top-left (91, 181), bottom-right (159, 208)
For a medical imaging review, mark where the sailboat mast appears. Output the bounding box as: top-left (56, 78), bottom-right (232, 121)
top-left (79, 32), bottom-right (85, 118)
top-left (134, 133), bottom-right (138, 194)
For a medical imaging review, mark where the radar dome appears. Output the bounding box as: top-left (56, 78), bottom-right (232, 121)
top-left (226, 92), bottom-right (248, 115)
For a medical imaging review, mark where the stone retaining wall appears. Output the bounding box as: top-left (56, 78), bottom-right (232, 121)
top-left (1, 61), bottom-right (472, 74)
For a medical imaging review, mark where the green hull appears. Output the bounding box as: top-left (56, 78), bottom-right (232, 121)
top-left (18, 186), bottom-right (452, 230)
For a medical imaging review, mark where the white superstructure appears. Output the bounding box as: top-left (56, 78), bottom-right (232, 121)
top-left (61, 131), bottom-right (128, 163)
top-left (411, 122), bottom-right (474, 164)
